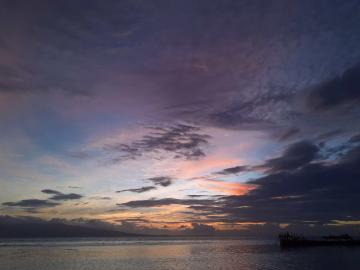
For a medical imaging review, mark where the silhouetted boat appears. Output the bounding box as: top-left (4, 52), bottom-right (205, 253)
top-left (279, 232), bottom-right (360, 247)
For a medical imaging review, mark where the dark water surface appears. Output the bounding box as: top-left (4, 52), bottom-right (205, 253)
top-left (1, 237), bottom-right (360, 270)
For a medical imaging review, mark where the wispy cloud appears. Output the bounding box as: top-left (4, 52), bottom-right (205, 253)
top-left (2, 199), bottom-right (60, 208)
top-left (119, 198), bottom-right (215, 208)
top-left (147, 176), bottom-right (172, 187)
top-left (103, 124), bottom-right (211, 162)
top-left (50, 193), bottom-right (83, 201)
top-left (278, 128), bottom-right (300, 141)
top-left (41, 189), bottom-right (62, 195)
top-left (42, 189), bottom-right (83, 201)
top-left (213, 166), bottom-right (249, 175)
top-left (117, 186), bottom-right (156, 193)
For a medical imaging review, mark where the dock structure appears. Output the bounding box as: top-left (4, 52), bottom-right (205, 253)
top-left (279, 232), bottom-right (360, 247)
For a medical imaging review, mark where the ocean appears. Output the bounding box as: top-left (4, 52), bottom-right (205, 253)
top-left (1, 237), bottom-right (360, 270)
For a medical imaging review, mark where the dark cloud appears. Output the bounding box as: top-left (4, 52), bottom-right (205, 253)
top-left (116, 218), bottom-right (150, 223)
top-left (41, 189), bottom-right (62, 195)
top-left (117, 186), bottom-right (156, 193)
top-left (2, 199), bottom-right (59, 208)
top-left (147, 176), bottom-right (172, 187)
top-left (3, 140), bottom-right (360, 233)
top-left (197, 144), bottom-right (360, 225)
top-left (41, 189), bottom-right (83, 201)
top-left (89, 196), bottom-right (112, 200)
top-left (316, 129), bottom-right (344, 141)
top-left (50, 193), bottom-right (83, 201)
top-left (214, 166), bottom-right (249, 175)
top-left (187, 194), bottom-right (224, 199)
top-left (0, 0), bottom-right (144, 96)
top-left (279, 128), bottom-right (300, 141)
top-left (119, 198), bottom-right (214, 208)
top-left (104, 124), bottom-right (211, 162)
top-left (349, 133), bottom-right (360, 143)
top-left (307, 63), bottom-right (360, 111)
top-left (1, 0), bottom-right (360, 136)
top-left (74, 201), bottom-right (89, 206)
top-left (124, 143), bottom-right (360, 229)
top-left (261, 140), bottom-right (319, 172)
top-left (183, 223), bottom-right (216, 235)
top-left (205, 93), bottom-right (292, 129)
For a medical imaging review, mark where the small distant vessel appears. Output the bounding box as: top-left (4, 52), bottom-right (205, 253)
top-left (279, 232), bottom-right (360, 247)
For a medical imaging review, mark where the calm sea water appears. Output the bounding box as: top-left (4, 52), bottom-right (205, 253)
top-left (1, 237), bottom-right (360, 270)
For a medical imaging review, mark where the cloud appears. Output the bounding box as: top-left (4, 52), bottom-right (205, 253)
top-left (103, 124), bottom-right (211, 162)
top-left (116, 142), bottom-right (359, 229)
top-left (279, 128), bottom-right (300, 141)
top-left (183, 223), bottom-right (216, 235)
top-left (349, 133), bottom-right (360, 143)
top-left (147, 176), bottom-right (172, 187)
top-left (0, 189), bottom-right (82, 212)
top-left (119, 198), bottom-right (214, 208)
top-left (41, 189), bottom-right (83, 201)
top-left (316, 129), bottom-right (344, 141)
top-left (203, 93), bottom-right (292, 129)
top-left (0, 0), bottom-right (143, 96)
top-left (2, 0), bottom-right (360, 236)
top-left (3, 139), bottom-right (360, 233)
top-left (117, 186), bottom-right (156, 193)
top-left (307, 63), bottom-right (360, 111)
top-left (214, 166), bottom-right (248, 175)
top-left (2, 199), bottom-right (59, 208)
top-left (261, 140), bottom-right (319, 172)
top-left (41, 189), bottom-right (62, 195)
top-left (49, 193), bottom-right (83, 201)
top-left (202, 144), bottom-right (360, 224)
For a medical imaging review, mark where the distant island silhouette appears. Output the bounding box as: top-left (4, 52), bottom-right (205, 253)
top-left (0, 222), bottom-right (141, 238)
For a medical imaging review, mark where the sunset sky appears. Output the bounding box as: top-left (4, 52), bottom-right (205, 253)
top-left (1, 0), bottom-right (360, 235)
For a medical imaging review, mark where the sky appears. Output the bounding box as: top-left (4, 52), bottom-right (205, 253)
top-left (1, 0), bottom-right (360, 235)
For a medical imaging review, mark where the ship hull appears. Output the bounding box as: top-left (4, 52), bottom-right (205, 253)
top-left (280, 239), bottom-right (360, 247)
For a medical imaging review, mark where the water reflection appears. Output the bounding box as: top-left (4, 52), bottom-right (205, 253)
top-left (0, 238), bottom-right (360, 270)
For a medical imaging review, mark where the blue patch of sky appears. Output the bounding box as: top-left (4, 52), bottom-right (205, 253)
top-left (22, 107), bottom-right (83, 155)
top-left (216, 171), bottom-right (264, 184)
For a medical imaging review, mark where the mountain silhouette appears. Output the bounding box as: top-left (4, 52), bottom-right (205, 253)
top-left (0, 222), bottom-right (140, 238)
